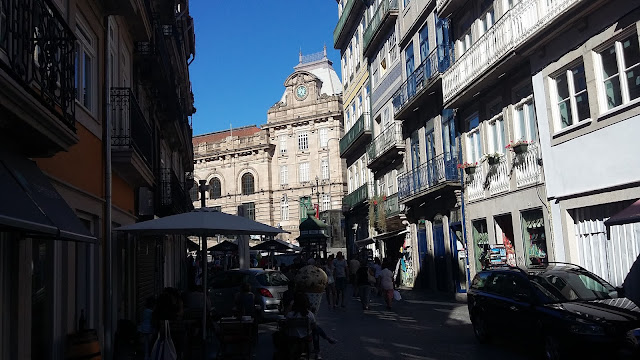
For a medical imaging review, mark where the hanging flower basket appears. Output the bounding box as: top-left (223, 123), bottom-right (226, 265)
top-left (483, 153), bottom-right (502, 166)
top-left (506, 140), bottom-right (530, 155)
top-left (457, 162), bottom-right (478, 175)
top-left (464, 166), bottom-right (476, 175)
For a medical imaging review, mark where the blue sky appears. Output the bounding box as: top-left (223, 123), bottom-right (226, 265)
top-left (189, 1), bottom-right (342, 136)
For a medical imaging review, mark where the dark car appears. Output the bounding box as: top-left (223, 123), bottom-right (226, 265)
top-left (208, 269), bottom-right (289, 321)
top-left (467, 263), bottom-right (640, 360)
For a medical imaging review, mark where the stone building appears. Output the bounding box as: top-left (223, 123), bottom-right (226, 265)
top-left (193, 49), bottom-right (347, 248)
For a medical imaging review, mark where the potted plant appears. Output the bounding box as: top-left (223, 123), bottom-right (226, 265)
top-left (506, 140), bottom-right (531, 154)
top-left (457, 162), bottom-right (478, 175)
top-left (483, 153), bottom-right (502, 166)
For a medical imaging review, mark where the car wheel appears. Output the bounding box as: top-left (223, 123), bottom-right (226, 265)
top-left (472, 313), bottom-right (490, 343)
top-left (544, 335), bottom-right (563, 360)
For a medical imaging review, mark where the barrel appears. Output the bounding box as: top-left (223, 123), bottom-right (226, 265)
top-left (66, 329), bottom-right (101, 360)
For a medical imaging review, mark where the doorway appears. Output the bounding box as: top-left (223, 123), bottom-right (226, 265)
top-left (433, 221), bottom-right (447, 291)
top-left (494, 214), bottom-right (516, 266)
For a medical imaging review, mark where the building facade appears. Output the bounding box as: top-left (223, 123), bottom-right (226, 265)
top-left (192, 50), bottom-right (347, 249)
top-left (0, 0), bottom-right (195, 358)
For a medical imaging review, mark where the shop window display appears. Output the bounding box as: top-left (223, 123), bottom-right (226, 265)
top-left (521, 209), bottom-right (548, 266)
top-left (495, 214), bottom-right (516, 266)
top-left (472, 219), bottom-right (489, 271)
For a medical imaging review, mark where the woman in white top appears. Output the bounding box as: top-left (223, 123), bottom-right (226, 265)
top-left (379, 261), bottom-right (395, 310)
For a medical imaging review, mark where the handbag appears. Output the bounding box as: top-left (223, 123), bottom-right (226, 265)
top-left (150, 320), bottom-right (177, 360)
top-left (393, 290), bottom-right (402, 301)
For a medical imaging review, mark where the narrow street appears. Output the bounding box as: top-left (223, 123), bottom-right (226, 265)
top-left (237, 286), bottom-right (532, 360)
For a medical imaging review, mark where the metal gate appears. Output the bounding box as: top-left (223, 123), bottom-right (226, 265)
top-left (573, 201), bottom-right (640, 287)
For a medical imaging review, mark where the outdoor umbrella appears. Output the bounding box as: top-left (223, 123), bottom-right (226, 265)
top-left (114, 207), bottom-right (287, 346)
top-left (207, 240), bottom-right (238, 252)
top-left (251, 238), bottom-right (301, 252)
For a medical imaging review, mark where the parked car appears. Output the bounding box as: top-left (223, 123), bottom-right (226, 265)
top-left (208, 268), bottom-right (289, 321)
top-left (467, 263), bottom-right (640, 360)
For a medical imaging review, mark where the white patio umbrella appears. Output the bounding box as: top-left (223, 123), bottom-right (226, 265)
top-left (114, 207), bottom-right (287, 347)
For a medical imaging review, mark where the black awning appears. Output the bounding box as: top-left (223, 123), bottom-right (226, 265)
top-left (0, 149), bottom-right (96, 243)
top-left (605, 199), bottom-right (640, 226)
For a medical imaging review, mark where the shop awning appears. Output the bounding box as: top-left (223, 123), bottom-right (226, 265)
top-left (605, 199), bottom-right (640, 226)
top-left (0, 149), bottom-right (96, 243)
top-left (355, 237), bottom-right (374, 246)
top-left (375, 229), bottom-right (409, 241)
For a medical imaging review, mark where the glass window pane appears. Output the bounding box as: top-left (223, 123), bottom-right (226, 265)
top-left (622, 35), bottom-right (640, 69)
top-left (528, 104), bottom-right (537, 141)
top-left (558, 100), bottom-right (573, 128)
top-left (600, 45), bottom-right (618, 79)
top-left (571, 64), bottom-right (587, 92)
top-left (497, 118), bottom-right (505, 152)
top-left (517, 107), bottom-right (526, 140)
top-left (575, 92), bottom-right (590, 121)
top-left (626, 68), bottom-right (640, 101)
top-left (555, 72), bottom-right (570, 101)
top-left (83, 53), bottom-right (91, 109)
top-left (604, 76), bottom-right (622, 109)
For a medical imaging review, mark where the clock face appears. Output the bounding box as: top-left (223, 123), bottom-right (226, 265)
top-left (296, 85), bottom-right (307, 99)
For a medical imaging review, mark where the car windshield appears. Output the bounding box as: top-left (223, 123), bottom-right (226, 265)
top-left (529, 269), bottom-right (617, 303)
top-left (256, 271), bottom-right (289, 287)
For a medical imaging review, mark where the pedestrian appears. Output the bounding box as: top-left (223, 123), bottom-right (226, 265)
top-left (286, 292), bottom-right (336, 359)
top-left (349, 256), bottom-right (360, 297)
top-left (139, 297), bottom-right (155, 360)
top-left (380, 261), bottom-right (395, 310)
top-left (324, 255), bottom-right (337, 309)
top-left (234, 282), bottom-right (257, 317)
top-left (355, 265), bottom-right (373, 310)
top-left (333, 251), bottom-right (349, 308)
top-left (373, 257), bottom-right (382, 296)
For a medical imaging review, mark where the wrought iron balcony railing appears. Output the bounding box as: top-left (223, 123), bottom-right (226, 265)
top-left (442, 0), bottom-right (583, 104)
top-left (363, 0), bottom-right (398, 54)
top-left (110, 88), bottom-right (154, 167)
top-left (392, 47), bottom-right (452, 116)
top-left (160, 168), bottom-right (192, 214)
top-left (0, 0), bottom-right (76, 129)
top-left (398, 154), bottom-right (459, 200)
top-left (339, 112), bottom-right (371, 156)
top-left (344, 182), bottom-right (373, 210)
top-left (366, 122), bottom-right (403, 165)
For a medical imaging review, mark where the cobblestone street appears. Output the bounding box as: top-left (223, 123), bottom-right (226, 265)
top-left (224, 286), bottom-right (533, 360)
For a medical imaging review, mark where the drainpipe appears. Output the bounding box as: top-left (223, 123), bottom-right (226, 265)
top-left (457, 117), bottom-right (471, 289)
top-left (103, 15), bottom-right (114, 360)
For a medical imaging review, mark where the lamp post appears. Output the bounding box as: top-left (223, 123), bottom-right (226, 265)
top-left (313, 175), bottom-right (321, 217)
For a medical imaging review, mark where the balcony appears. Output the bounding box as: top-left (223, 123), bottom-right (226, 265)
top-left (339, 113), bottom-right (372, 158)
top-left (392, 47), bottom-right (452, 119)
top-left (159, 168), bottom-right (193, 216)
top-left (436, 0), bottom-right (467, 19)
top-left (333, 0), bottom-right (366, 49)
top-left (442, 0), bottom-right (584, 106)
top-left (514, 142), bottom-right (542, 188)
top-left (0, 0), bottom-right (77, 156)
top-left (366, 122), bottom-right (404, 172)
top-left (111, 88), bottom-right (155, 187)
top-left (343, 183), bottom-right (373, 211)
top-left (363, 0), bottom-right (399, 57)
top-left (384, 193), bottom-right (402, 217)
top-left (398, 154), bottom-right (459, 201)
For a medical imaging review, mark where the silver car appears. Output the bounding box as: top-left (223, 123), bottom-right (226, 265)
top-left (208, 269), bottom-right (289, 321)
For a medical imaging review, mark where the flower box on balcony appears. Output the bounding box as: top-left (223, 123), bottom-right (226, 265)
top-left (483, 153), bottom-right (502, 166)
top-left (457, 162), bottom-right (478, 175)
top-left (506, 140), bottom-right (530, 155)
top-left (464, 166), bottom-right (477, 175)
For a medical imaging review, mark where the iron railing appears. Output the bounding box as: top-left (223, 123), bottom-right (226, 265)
top-left (344, 182), bottom-right (372, 210)
top-left (160, 168), bottom-right (191, 213)
top-left (363, 0), bottom-right (398, 53)
top-left (110, 88), bottom-right (154, 167)
top-left (0, 0), bottom-right (75, 129)
top-left (392, 46), bottom-right (452, 115)
top-left (366, 122), bottom-right (403, 165)
top-left (339, 112), bottom-right (371, 156)
top-left (398, 154), bottom-right (459, 200)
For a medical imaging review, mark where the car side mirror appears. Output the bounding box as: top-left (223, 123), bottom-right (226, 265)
top-left (615, 286), bottom-right (625, 298)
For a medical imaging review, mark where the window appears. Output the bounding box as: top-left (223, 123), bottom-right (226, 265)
top-left (348, 43), bottom-right (354, 76)
top-left (355, 28), bottom-right (361, 67)
top-left (299, 196), bottom-right (311, 220)
top-left (598, 34), bottom-right (640, 111)
top-left (521, 209), bottom-right (548, 267)
top-left (240, 202), bottom-right (255, 220)
top-left (405, 44), bottom-right (415, 76)
top-left (298, 132), bottom-right (308, 151)
top-left (515, 99), bottom-right (537, 142)
top-left (75, 16), bottom-right (97, 112)
top-left (372, 67), bottom-right (379, 88)
top-left (345, 108), bottom-right (351, 129)
top-left (382, 107), bottom-right (391, 128)
top-left (299, 162), bottom-right (309, 182)
top-left (466, 116), bottom-right (482, 162)
top-left (389, 30), bottom-right (398, 63)
top-left (189, 180), bottom-right (199, 201)
top-left (319, 128), bottom-right (328, 148)
top-left (348, 168), bottom-right (353, 193)
top-left (357, 95), bottom-right (363, 116)
top-left (280, 165), bottom-right (288, 185)
top-left (487, 116), bottom-right (505, 154)
top-left (553, 62), bottom-right (590, 129)
top-left (354, 161), bottom-right (360, 186)
top-left (479, 5), bottom-right (495, 36)
top-left (419, 24), bottom-right (429, 62)
top-left (210, 178), bottom-right (221, 199)
top-left (360, 159), bottom-right (367, 186)
top-left (321, 194), bottom-right (331, 211)
top-left (321, 158), bottom-right (329, 180)
top-left (403, 0), bottom-right (411, 8)
top-left (281, 196), bottom-right (289, 221)
top-left (279, 135), bottom-right (287, 154)
top-left (241, 173), bottom-right (254, 195)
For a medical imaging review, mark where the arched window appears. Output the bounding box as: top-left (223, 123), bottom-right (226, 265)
top-left (241, 173), bottom-right (255, 195)
top-left (210, 178), bottom-right (221, 199)
top-left (189, 180), bottom-right (199, 202)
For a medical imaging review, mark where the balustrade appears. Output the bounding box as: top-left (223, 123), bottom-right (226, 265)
top-left (363, 0), bottom-right (398, 53)
top-left (398, 154), bottom-right (459, 200)
top-left (487, 156), bottom-right (510, 195)
top-left (366, 122), bottom-right (403, 165)
top-left (515, 142), bottom-right (542, 188)
top-left (111, 88), bottom-right (154, 167)
top-left (340, 113), bottom-right (371, 156)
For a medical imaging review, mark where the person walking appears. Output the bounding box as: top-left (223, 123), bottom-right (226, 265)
top-left (355, 265), bottom-right (374, 310)
top-left (380, 261), bottom-right (395, 310)
top-left (349, 257), bottom-right (360, 298)
top-left (333, 252), bottom-right (349, 308)
top-left (324, 255), bottom-right (337, 309)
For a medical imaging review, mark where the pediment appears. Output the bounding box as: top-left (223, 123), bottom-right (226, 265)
top-left (283, 71), bottom-right (319, 87)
